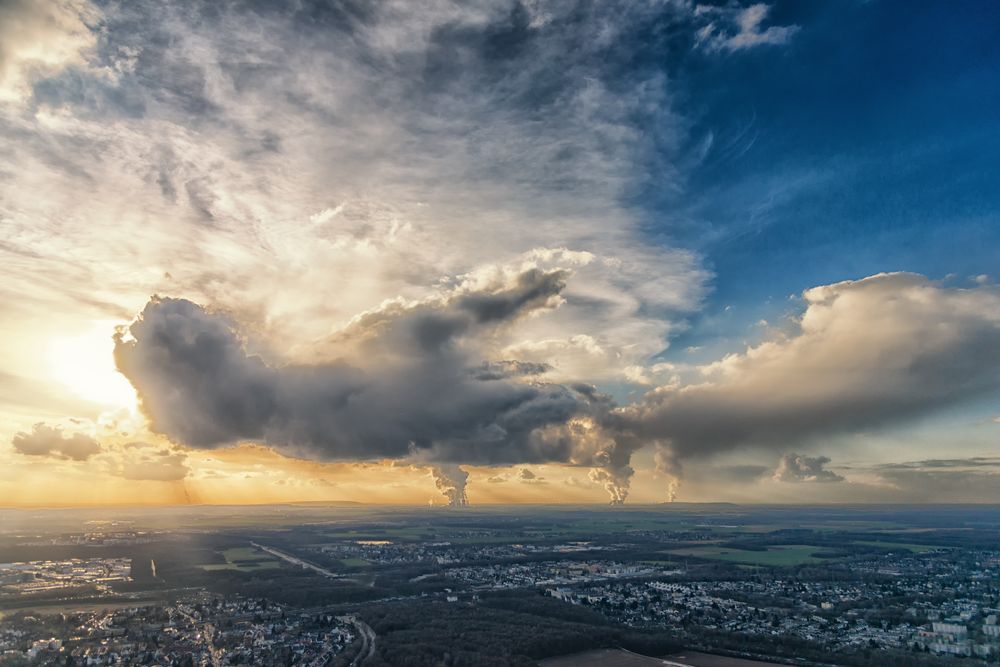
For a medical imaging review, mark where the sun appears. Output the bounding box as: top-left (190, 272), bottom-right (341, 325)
top-left (46, 321), bottom-right (139, 410)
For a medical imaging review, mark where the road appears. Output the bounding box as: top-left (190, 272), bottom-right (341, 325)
top-left (250, 542), bottom-right (343, 578)
top-left (340, 615), bottom-right (377, 666)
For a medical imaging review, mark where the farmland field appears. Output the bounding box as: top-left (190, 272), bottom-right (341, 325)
top-left (200, 546), bottom-right (281, 572)
top-left (666, 544), bottom-right (830, 566)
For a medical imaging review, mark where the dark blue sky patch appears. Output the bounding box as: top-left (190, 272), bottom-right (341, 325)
top-left (639, 1), bottom-right (1000, 354)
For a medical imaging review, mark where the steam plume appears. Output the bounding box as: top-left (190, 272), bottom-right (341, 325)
top-left (430, 465), bottom-right (469, 506)
top-left (588, 443), bottom-right (634, 505)
top-left (653, 442), bottom-right (682, 502)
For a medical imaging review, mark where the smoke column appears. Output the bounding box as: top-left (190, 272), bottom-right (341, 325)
top-left (430, 465), bottom-right (469, 506)
top-left (654, 442), bottom-right (682, 502)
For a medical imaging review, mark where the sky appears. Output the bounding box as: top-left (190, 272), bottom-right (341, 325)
top-left (2, 0), bottom-right (999, 507)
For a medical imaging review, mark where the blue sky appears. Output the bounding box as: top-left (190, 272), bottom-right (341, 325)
top-left (646, 1), bottom-right (1000, 356)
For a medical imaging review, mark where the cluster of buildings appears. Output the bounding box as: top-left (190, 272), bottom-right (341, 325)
top-left (0, 558), bottom-right (132, 594)
top-left (913, 615), bottom-right (1000, 657)
top-left (16, 532), bottom-right (157, 547)
top-left (318, 539), bottom-right (524, 565)
top-left (0, 595), bottom-right (355, 665)
top-left (543, 549), bottom-right (1000, 660)
top-left (317, 539), bottom-right (608, 566)
top-left (445, 559), bottom-right (658, 589)
top-left (548, 578), bottom-right (921, 650)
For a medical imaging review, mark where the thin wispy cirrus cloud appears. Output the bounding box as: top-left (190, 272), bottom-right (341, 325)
top-left (0, 0), bottom-right (102, 103)
top-left (1, 0), bottom-right (711, 383)
top-left (694, 3), bottom-right (799, 53)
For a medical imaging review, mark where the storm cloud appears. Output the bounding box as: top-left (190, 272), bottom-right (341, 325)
top-left (114, 269), bottom-right (624, 482)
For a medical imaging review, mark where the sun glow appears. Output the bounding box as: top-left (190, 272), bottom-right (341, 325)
top-left (47, 322), bottom-right (138, 410)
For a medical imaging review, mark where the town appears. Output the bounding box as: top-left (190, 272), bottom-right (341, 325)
top-left (0, 504), bottom-right (998, 666)
top-left (0, 595), bottom-right (356, 665)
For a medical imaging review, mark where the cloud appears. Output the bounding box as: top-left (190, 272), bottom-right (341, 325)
top-left (113, 263), bottom-right (659, 502)
top-left (0, 0), bottom-right (709, 405)
top-left (0, 0), bottom-right (101, 103)
top-left (563, 475), bottom-right (591, 488)
top-left (702, 463), bottom-right (770, 483)
top-left (114, 271), bottom-right (1000, 505)
top-left (773, 453), bottom-right (844, 483)
top-left (517, 467), bottom-right (546, 484)
top-left (114, 270), bottom-right (617, 470)
top-left (623, 273), bottom-right (1000, 472)
top-left (0, 0), bottom-right (714, 508)
top-left (696, 3), bottom-right (799, 53)
top-left (852, 456), bottom-right (1000, 501)
top-left (872, 466), bottom-right (1000, 503)
top-left (12, 1), bottom-right (997, 506)
top-left (875, 457), bottom-right (1000, 470)
top-left (115, 443), bottom-right (189, 481)
top-left (471, 360), bottom-right (552, 381)
top-left (12, 423), bottom-right (101, 461)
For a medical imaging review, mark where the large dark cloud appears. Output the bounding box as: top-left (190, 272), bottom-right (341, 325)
top-left (114, 269), bottom-right (621, 474)
top-left (115, 272), bottom-right (1000, 504)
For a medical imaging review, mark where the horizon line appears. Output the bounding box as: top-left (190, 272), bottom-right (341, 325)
top-left (2, 500), bottom-right (999, 511)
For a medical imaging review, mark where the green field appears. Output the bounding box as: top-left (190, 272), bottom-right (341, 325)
top-left (666, 544), bottom-right (830, 566)
top-left (200, 546), bottom-right (282, 572)
top-left (339, 557), bottom-right (371, 567)
top-left (325, 526), bottom-right (438, 541)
